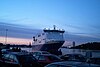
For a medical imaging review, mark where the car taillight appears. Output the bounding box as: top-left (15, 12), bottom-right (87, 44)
top-left (18, 64), bottom-right (21, 67)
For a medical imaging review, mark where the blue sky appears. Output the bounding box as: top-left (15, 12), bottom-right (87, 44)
top-left (0, 0), bottom-right (100, 45)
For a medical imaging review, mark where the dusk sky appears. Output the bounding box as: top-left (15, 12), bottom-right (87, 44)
top-left (0, 0), bottom-right (100, 45)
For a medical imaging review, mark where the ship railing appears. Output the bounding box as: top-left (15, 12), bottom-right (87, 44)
top-left (46, 39), bottom-right (64, 42)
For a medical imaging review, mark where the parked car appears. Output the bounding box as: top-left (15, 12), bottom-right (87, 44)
top-left (30, 51), bottom-right (50, 57)
top-left (1, 48), bottom-right (28, 54)
top-left (0, 52), bottom-right (43, 67)
top-left (60, 53), bottom-right (87, 62)
top-left (88, 57), bottom-right (100, 65)
top-left (35, 54), bottom-right (62, 66)
top-left (45, 61), bottom-right (100, 67)
top-left (1, 49), bottom-right (12, 54)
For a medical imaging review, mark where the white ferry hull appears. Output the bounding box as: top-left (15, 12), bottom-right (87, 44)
top-left (32, 41), bottom-right (64, 52)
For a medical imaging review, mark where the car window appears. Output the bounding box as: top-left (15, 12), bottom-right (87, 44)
top-left (9, 55), bottom-right (14, 61)
top-left (4, 54), bottom-right (10, 58)
top-left (9, 55), bottom-right (13, 59)
top-left (9, 55), bottom-right (18, 63)
top-left (35, 55), bottom-right (40, 59)
top-left (33, 52), bottom-right (41, 56)
top-left (37, 52), bottom-right (41, 55)
top-left (32, 52), bottom-right (37, 56)
top-left (13, 55), bottom-right (18, 63)
top-left (74, 55), bottom-right (80, 59)
top-left (18, 55), bottom-right (37, 63)
top-left (47, 55), bottom-right (61, 61)
top-left (3, 54), bottom-right (10, 61)
top-left (42, 52), bottom-right (49, 54)
top-left (38, 55), bottom-right (46, 60)
top-left (46, 64), bottom-right (58, 67)
top-left (78, 55), bottom-right (85, 59)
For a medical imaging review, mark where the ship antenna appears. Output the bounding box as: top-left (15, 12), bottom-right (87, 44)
top-left (53, 25), bottom-right (56, 30)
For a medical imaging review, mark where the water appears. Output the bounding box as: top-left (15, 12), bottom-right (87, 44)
top-left (21, 47), bottom-right (33, 52)
top-left (21, 47), bottom-right (100, 58)
top-left (60, 48), bottom-right (100, 57)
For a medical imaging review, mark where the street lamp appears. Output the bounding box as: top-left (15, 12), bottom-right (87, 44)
top-left (5, 29), bottom-right (8, 45)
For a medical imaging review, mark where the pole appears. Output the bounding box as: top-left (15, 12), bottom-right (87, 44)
top-left (5, 29), bottom-right (8, 45)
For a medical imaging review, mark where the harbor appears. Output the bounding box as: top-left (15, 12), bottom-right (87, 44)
top-left (21, 47), bottom-right (100, 58)
top-left (0, 0), bottom-right (100, 67)
top-left (0, 47), bottom-right (100, 67)
top-left (0, 25), bottom-right (100, 67)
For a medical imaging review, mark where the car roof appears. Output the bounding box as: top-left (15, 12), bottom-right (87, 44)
top-left (46, 61), bottom-right (100, 67)
top-left (63, 53), bottom-right (84, 56)
top-left (38, 54), bottom-right (61, 59)
top-left (1, 49), bottom-right (12, 52)
top-left (65, 53), bottom-right (82, 55)
top-left (32, 51), bottom-right (49, 53)
top-left (39, 54), bottom-right (56, 56)
top-left (5, 52), bottom-right (30, 56)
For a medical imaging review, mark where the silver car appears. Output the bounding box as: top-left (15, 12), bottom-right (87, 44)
top-left (45, 61), bottom-right (100, 67)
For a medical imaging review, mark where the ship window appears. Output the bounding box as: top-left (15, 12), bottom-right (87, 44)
top-left (43, 39), bottom-right (45, 40)
top-left (39, 41), bottom-right (41, 43)
top-left (38, 35), bottom-right (41, 37)
top-left (42, 33), bottom-right (44, 35)
top-left (60, 33), bottom-right (62, 35)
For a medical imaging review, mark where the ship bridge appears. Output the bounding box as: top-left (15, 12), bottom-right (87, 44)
top-left (43, 25), bottom-right (65, 42)
top-left (43, 25), bottom-right (65, 33)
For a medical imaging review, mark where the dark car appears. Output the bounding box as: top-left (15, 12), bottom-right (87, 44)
top-left (0, 52), bottom-right (43, 67)
top-left (35, 54), bottom-right (62, 66)
top-left (60, 53), bottom-right (87, 62)
top-left (45, 61), bottom-right (100, 67)
top-left (88, 57), bottom-right (100, 65)
top-left (1, 49), bottom-right (12, 54)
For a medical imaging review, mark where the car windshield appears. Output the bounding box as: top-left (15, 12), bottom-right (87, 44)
top-left (17, 55), bottom-right (37, 63)
top-left (42, 52), bottom-right (49, 54)
top-left (47, 55), bottom-right (61, 61)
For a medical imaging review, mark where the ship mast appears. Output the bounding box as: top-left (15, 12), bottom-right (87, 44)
top-left (53, 25), bottom-right (56, 30)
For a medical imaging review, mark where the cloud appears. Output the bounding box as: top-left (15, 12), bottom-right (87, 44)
top-left (0, 22), bottom-right (100, 45)
top-left (64, 33), bottom-right (100, 45)
top-left (0, 22), bottom-right (42, 39)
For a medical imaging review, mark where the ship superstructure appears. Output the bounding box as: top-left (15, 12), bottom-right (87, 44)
top-left (32, 25), bottom-right (65, 53)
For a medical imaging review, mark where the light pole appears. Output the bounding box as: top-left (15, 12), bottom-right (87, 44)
top-left (5, 29), bottom-right (8, 45)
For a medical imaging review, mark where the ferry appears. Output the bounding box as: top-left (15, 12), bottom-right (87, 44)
top-left (32, 25), bottom-right (65, 54)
